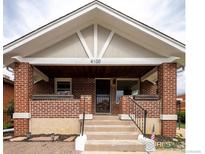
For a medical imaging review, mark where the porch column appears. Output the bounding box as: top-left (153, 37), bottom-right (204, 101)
top-left (13, 62), bottom-right (33, 136)
top-left (158, 63), bottom-right (177, 137)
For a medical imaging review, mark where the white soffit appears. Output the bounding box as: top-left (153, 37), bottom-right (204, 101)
top-left (3, 1), bottom-right (185, 66)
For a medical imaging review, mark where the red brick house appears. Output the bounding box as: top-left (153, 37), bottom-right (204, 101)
top-left (177, 94), bottom-right (186, 112)
top-left (3, 0), bottom-right (185, 139)
top-left (3, 76), bottom-right (14, 126)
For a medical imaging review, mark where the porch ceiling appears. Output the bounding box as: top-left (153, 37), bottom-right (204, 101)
top-left (35, 66), bottom-right (154, 78)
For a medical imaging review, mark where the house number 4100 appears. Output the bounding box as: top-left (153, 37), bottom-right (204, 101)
top-left (91, 59), bottom-right (101, 64)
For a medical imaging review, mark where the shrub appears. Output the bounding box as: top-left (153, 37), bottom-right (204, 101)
top-left (3, 122), bottom-right (13, 129)
top-left (178, 111), bottom-right (185, 123)
top-left (7, 99), bottom-right (14, 119)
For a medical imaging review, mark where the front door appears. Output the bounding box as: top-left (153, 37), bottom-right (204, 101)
top-left (96, 79), bottom-right (110, 113)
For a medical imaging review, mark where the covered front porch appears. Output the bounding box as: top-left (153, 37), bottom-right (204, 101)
top-left (31, 65), bottom-right (158, 115)
top-left (12, 62), bottom-right (177, 137)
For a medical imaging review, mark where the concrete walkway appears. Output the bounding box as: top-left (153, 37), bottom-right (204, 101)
top-left (83, 150), bottom-right (185, 154)
top-left (4, 141), bottom-right (185, 154)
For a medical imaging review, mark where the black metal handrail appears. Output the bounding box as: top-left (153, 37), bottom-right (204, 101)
top-left (80, 97), bottom-right (86, 136)
top-left (128, 96), bottom-right (147, 135)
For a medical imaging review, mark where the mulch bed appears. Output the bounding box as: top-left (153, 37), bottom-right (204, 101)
top-left (26, 134), bottom-right (78, 142)
top-left (3, 131), bottom-right (14, 137)
top-left (4, 133), bottom-right (78, 142)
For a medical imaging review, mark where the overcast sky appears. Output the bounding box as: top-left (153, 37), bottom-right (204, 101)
top-left (3, 0), bottom-right (185, 95)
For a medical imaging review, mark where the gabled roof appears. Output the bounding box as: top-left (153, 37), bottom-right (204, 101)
top-left (3, 0), bottom-right (185, 66)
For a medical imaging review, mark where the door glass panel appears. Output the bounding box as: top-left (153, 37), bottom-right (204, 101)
top-left (96, 80), bottom-right (110, 113)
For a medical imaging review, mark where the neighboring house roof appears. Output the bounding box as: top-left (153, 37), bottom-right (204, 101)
top-left (3, 0), bottom-right (185, 66)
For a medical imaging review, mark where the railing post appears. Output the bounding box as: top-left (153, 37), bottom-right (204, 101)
top-left (144, 110), bottom-right (147, 135)
top-left (82, 97), bottom-right (85, 136)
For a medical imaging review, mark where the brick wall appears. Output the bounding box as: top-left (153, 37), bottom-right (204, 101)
top-left (119, 96), bottom-right (160, 118)
top-left (80, 95), bottom-right (93, 114)
top-left (14, 62), bottom-right (33, 136)
top-left (72, 78), bottom-right (95, 99)
top-left (119, 96), bottom-right (130, 114)
top-left (30, 95), bottom-right (92, 118)
top-left (136, 101), bottom-right (160, 118)
top-left (30, 99), bottom-right (80, 118)
top-left (140, 80), bottom-right (157, 95)
top-left (158, 63), bottom-right (177, 137)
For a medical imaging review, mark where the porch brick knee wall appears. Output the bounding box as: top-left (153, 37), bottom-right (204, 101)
top-left (80, 95), bottom-right (92, 114)
top-left (30, 99), bottom-right (80, 118)
top-left (140, 81), bottom-right (157, 95)
top-left (14, 62), bottom-right (33, 136)
top-left (120, 96), bottom-right (160, 118)
top-left (158, 63), bottom-right (177, 137)
top-left (119, 96), bottom-right (130, 114)
top-left (136, 101), bottom-right (160, 118)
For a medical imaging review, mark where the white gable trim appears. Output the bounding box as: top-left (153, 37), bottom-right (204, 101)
top-left (12, 56), bottom-right (178, 66)
top-left (4, 1), bottom-right (185, 54)
top-left (94, 24), bottom-right (98, 58)
top-left (33, 66), bottom-right (49, 82)
top-left (96, 4), bottom-right (185, 51)
top-left (99, 31), bottom-right (114, 58)
top-left (141, 67), bottom-right (157, 82)
top-left (77, 31), bottom-right (93, 58)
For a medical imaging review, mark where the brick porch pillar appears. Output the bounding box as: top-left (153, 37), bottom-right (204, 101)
top-left (80, 95), bottom-right (92, 114)
top-left (158, 63), bottom-right (177, 137)
top-left (13, 62), bottom-right (33, 136)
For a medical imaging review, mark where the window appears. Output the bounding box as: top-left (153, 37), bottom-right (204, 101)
top-left (116, 79), bottom-right (139, 104)
top-left (55, 78), bottom-right (72, 95)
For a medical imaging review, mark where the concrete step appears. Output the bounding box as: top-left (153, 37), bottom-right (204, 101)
top-left (87, 132), bottom-right (139, 140)
top-left (85, 120), bottom-right (132, 125)
top-left (85, 125), bottom-right (137, 132)
top-left (85, 140), bottom-right (144, 152)
top-left (93, 115), bottom-right (119, 120)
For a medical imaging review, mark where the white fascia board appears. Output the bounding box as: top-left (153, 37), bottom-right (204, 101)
top-left (12, 56), bottom-right (179, 66)
top-left (4, 2), bottom-right (185, 55)
top-left (160, 114), bottom-right (177, 121)
top-left (13, 113), bottom-right (31, 119)
top-left (96, 5), bottom-right (185, 52)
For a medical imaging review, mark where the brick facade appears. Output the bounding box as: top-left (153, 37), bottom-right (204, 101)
top-left (140, 80), bottom-right (157, 95)
top-left (158, 63), bottom-right (177, 137)
top-left (72, 78), bottom-right (95, 99)
top-left (30, 95), bottom-right (92, 118)
top-left (119, 96), bottom-right (160, 118)
top-left (136, 101), bottom-right (160, 118)
top-left (80, 95), bottom-right (93, 114)
top-left (119, 96), bottom-right (130, 114)
top-left (30, 99), bottom-right (80, 118)
top-left (14, 62), bottom-right (33, 136)
top-left (14, 62), bottom-right (177, 137)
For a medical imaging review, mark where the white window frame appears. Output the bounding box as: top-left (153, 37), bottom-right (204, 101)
top-left (54, 78), bottom-right (72, 94)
